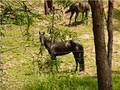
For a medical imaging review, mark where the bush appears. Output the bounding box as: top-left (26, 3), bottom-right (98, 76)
top-left (13, 12), bottom-right (36, 25)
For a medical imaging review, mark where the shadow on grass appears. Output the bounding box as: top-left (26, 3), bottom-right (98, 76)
top-left (112, 70), bottom-right (120, 75)
top-left (65, 20), bottom-right (84, 27)
top-left (113, 8), bottom-right (120, 31)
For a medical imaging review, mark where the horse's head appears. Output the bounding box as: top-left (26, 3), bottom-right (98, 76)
top-left (39, 32), bottom-right (45, 46)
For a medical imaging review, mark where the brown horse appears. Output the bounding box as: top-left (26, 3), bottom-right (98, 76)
top-left (39, 32), bottom-right (84, 72)
top-left (65, 1), bottom-right (90, 25)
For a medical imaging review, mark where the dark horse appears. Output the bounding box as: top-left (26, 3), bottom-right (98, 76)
top-left (65, 1), bottom-right (90, 25)
top-left (39, 32), bottom-right (84, 72)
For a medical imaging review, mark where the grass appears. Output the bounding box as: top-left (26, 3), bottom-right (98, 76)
top-left (113, 75), bottom-right (120, 89)
top-left (24, 74), bottom-right (98, 90)
top-left (113, 8), bottom-right (120, 31)
top-left (24, 74), bottom-right (120, 90)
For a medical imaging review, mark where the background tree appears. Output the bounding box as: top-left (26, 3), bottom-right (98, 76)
top-left (44, 0), bottom-right (53, 15)
top-left (107, 0), bottom-right (114, 69)
top-left (88, 0), bottom-right (113, 90)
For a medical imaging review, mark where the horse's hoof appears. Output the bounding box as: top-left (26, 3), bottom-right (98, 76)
top-left (79, 70), bottom-right (82, 72)
top-left (79, 69), bottom-right (84, 72)
top-left (74, 69), bottom-right (77, 72)
top-left (68, 25), bottom-right (71, 27)
top-left (68, 24), bottom-right (71, 27)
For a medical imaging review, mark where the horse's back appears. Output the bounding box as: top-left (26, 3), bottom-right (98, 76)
top-left (82, 1), bottom-right (90, 11)
top-left (68, 1), bottom-right (90, 13)
top-left (71, 40), bottom-right (83, 51)
top-left (50, 41), bottom-right (72, 55)
top-left (70, 2), bottom-right (80, 12)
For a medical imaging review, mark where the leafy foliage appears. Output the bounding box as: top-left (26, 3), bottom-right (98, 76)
top-left (1, 1), bottom-right (38, 25)
top-left (14, 12), bottom-right (36, 25)
top-left (47, 25), bottom-right (77, 41)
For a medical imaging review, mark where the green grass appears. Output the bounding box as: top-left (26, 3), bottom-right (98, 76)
top-left (113, 75), bottom-right (120, 89)
top-left (24, 74), bottom-right (98, 90)
top-left (113, 8), bottom-right (120, 31)
top-left (24, 74), bottom-right (120, 90)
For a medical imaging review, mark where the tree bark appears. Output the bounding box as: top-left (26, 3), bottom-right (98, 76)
top-left (107, 0), bottom-right (113, 69)
top-left (44, 0), bottom-right (49, 15)
top-left (88, 1), bottom-right (113, 90)
top-left (44, 0), bottom-right (53, 15)
top-left (47, 0), bottom-right (53, 10)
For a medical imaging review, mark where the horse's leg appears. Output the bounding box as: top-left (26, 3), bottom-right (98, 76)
top-left (69, 12), bottom-right (74, 25)
top-left (51, 56), bottom-right (58, 72)
top-left (75, 12), bottom-right (79, 24)
top-left (79, 51), bottom-right (84, 72)
top-left (82, 12), bottom-right (84, 22)
top-left (75, 59), bottom-right (78, 71)
top-left (73, 52), bottom-right (79, 71)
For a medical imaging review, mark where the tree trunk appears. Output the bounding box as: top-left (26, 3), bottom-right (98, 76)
top-left (44, 0), bottom-right (53, 15)
top-left (88, 1), bottom-right (113, 90)
top-left (107, 0), bottom-right (113, 69)
top-left (44, 0), bottom-right (49, 15)
top-left (47, 0), bottom-right (53, 10)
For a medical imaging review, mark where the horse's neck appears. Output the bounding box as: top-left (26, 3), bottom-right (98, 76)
top-left (44, 37), bottom-right (51, 50)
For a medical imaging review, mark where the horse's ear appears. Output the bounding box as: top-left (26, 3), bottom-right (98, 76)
top-left (43, 32), bottom-right (45, 35)
top-left (39, 31), bottom-right (41, 35)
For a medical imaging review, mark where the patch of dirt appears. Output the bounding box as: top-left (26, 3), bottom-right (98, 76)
top-left (80, 34), bottom-right (92, 39)
top-left (114, 1), bottom-right (120, 9)
top-left (114, 31), bottom-right (120, 44)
